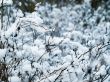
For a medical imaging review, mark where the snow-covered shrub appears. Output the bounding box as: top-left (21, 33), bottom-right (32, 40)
top-left (1, 0), bottom-right (110, 82)
top-left (35, 2), bottom-right (110, 82)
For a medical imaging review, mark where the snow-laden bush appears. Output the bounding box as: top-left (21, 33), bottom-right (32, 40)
top-left (35, 2), bottom-right (110, 82)
top-left (1, 0), bottom-right (110, 82)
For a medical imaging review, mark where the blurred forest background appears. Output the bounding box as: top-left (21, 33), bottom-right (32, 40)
top-left (11, 0), bottom-right (109, 13)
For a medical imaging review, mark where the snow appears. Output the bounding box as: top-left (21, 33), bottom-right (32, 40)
top-left (0, 0), bottom-right (13, 6)
top-left (31, 46), bottom-right (45, 58)
top-left (104, 54), bottom-right (110, 66)
top-left (4, 19), bottom-right (20, 38)
top-left (9, 76), bottom-right (21, 82)
top-left (1, 0), bottom-right (110, 82)
top-left (22, 64), bottom-right (32, 72)
top-left (0, 49), bottom-right (7, 59)
top-left (96, 65), bottom-right (106, 76)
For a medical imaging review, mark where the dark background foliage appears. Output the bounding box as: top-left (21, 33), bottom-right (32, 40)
top-left (12, 0), bottom-right (109, 13)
